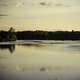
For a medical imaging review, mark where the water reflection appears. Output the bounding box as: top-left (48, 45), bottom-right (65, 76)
top-left (18, 43), bottom-right (44, 47)
top-left (0, 44), bottom-right (15, 53)
top-left (0, 41), bottom-right (80, 80)
top-left (0, 41), bottom-right (80, 54)
top-left (0, 43), bottom-right (44, 53)
top-left (67, 44), bottom-right (80, 51)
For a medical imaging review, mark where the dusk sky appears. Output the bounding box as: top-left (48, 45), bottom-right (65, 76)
top-left (0, 0), bottom-right (80, 31)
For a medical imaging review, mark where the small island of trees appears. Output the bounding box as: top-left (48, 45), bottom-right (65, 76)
top-left (0, 27), bottom-right (16, 42)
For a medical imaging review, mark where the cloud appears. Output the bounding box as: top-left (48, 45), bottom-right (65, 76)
top-left (0, 2), bottom-right (8, 7)
top-left (0, 3), bottom-right (8, 6)
top-left (0, 0), bottom-right (9, 6)
top-left (39, 1), bottom-right (71, 8)
top-left (39, 1), bottom-right (52, 7)
top-left (0, 0), bottom-right (18, 8)
top-left (0, 14), bottom-right (8, 16)
top-left (0, 14), bottom-right (9, 19)
top-left (40, 2), bottom-right (47, 6)
top-left (15, 2), bottom-right (22, 7)
top-left (53, 3), bottom-right (71, 7)
top-left (54, 3), bottom-right (63, 7)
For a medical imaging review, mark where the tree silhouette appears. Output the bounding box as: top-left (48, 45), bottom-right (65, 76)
top-left (0, 27), bottom-right (16, 41)
top-left (8, 27), bottom-right (16, 41)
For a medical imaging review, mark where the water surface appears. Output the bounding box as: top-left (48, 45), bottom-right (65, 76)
top-left (0, 40), bottom-right (80, 80)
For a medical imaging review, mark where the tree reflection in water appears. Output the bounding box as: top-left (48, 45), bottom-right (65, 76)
top-left (0, 44), bottom-right (15, 53)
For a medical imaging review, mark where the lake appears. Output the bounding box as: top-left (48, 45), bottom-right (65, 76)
top-left (0, 40), bottom-right (80, 80)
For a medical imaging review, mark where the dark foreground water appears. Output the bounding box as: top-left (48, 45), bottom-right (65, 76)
top-left (0, 40), bottom-right (80, 80)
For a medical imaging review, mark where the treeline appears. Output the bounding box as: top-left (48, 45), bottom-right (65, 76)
top-left (16, 30), bottom-right (80, 40)
top-left (0, 28), bottom-right (80, 41)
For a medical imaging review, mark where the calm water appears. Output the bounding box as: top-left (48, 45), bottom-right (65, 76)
top-left (0, 40), bottom-right (80, 80)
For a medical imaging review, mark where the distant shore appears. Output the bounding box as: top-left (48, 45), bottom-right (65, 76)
top-left (0, 29), bottom-right (80, 41)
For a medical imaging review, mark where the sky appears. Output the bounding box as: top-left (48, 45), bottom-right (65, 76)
top-left (0, 0), bottom-right (80, 31)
